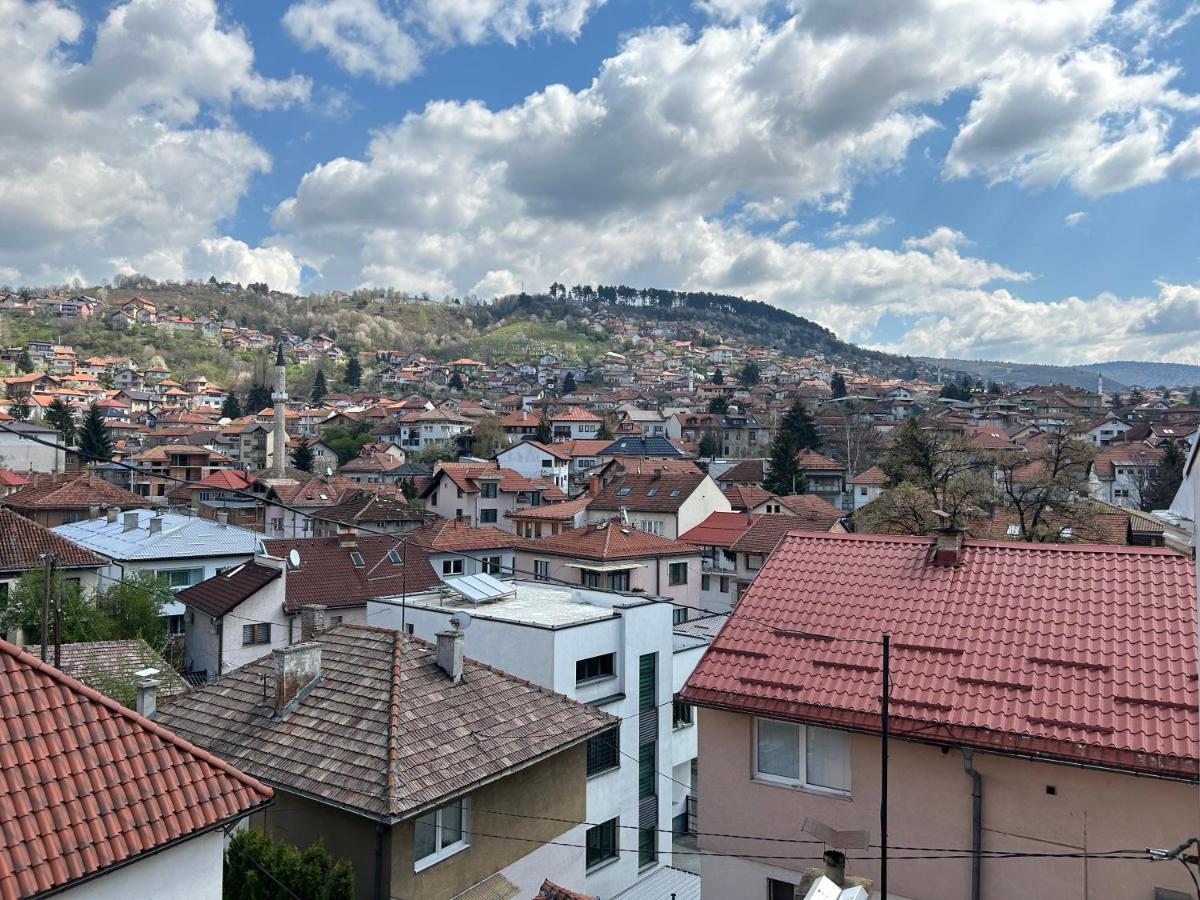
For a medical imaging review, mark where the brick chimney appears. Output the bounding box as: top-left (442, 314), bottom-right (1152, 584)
top-left (435, 628), bottom-right (464, 683)
top-left (273, 643), bottom-right (321, 716)
top-left (339, 528), bottom-right (357, 549)
top-left (932, 527), bottom-right (966, 566)
top-left (300, 604), bottom-right (326, 641)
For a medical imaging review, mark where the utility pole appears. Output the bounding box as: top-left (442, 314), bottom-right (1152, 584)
top-left (880, 633), bottom-right (890, 900)
top-left (39, 553), bottom-right (56, 662)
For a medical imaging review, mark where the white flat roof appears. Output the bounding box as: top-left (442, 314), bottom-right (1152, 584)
top-left (405, 580), bottom-right (654, 628)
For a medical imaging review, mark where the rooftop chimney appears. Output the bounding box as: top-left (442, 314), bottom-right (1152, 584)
top-left (106, 506), bottom-right (121, 524)
top-left (135, 678), bottom-right (158, 719)
top-left (123, 511), bottom-right (139, 532)
top-left (339, 528), bottom-right (357, 549)
top-left (88, 504), bottom-right (100, 520)
top-left (273, 643), bottom-right (321, 716)
top-left (149, 516), bottom-right (163, 535)
top-left (435, 628), bottom-right (464, 683)
top-left (216, 510), bottom-right (229, 527)
top-left (823, 849), bottom-right (847, 887)
top-left (300, 604), bottom-right (326, 642)
top-left (932, 527), bottom-right (966, 566)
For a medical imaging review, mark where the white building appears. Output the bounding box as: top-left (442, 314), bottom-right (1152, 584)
top-left (493, 439), bottom-right (571, 492)
top-left (368, 579), bottom-right (719, 898)
top-left (0, 420), bottom-right (65, 473)
top-left (53, 509), bottom-right (260, 632)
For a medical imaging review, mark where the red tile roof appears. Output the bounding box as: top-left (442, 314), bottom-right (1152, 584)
top-left (795, 449), bottom-right (844, 471)
top-left (682, 532), bottom-right (1198, 778)
top-left (556, 439), bottom-right (614, 457)
top-left (407, 519), bottom-right (519, 552)
top-left (521, 520), bottom-right (698, 560)
top-left (0, 639), bottom-right (271, 898)
top-left (723, 483), bottom-right (774, 511)
top-left (729, 514), bottom-right (817, 554)
top-left (717, 459), bottom-right (767, 484)
top-left (0, 509), bottom-right (106, 572)
top-left (0, 471), bottom-right (31, 488)
top-left (588, 472), bottom-right (707, 512)
top-left (192, 468), bottom-right (251, 491)
top-left (679, 512), bottom-right (759, 548)
top-left (2, 473), bottom-right (142, 512)
top-left (550, 406), bottom-right (601, 422)
top-left (768, 493), bottom-right (843, 529)
top-left (430, 464), bottom-right (566, 501)
top-left (848, 465), bottom-right (887, 486)
top-left (261, 535), bottom-right (440, 611)
top-left (507, 495), bottom-right (592, 521)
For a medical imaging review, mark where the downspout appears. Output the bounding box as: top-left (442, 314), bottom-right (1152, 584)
top-left (961, 748), bottom-right (982, 900)
top-left (373, 822), bottom-right (386, 900)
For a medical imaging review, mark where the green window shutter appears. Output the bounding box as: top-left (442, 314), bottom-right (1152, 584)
top-left (639, 742), bottom-right (656, 798)
top-left (639, 653), bottom-right (657, 710)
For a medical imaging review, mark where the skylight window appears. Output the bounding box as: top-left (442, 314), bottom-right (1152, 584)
top-left (669, 490), bottom-right (680, 497)
top-left (349, 552), bottom-right (365, 567)
top-left (387, 548), bottom-right (403, 564)
top-left (617, 487), bottom-right (631, 496)
top-left (646, 488), bottom-right (658, 497)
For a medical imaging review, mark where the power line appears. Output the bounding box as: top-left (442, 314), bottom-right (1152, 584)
top-left (3, 419), bottom-right (889, 648)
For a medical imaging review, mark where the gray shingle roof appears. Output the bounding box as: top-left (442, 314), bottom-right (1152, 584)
top-left (157, 625), bottom-right (615, 822)
top-left (176, 562), bottom-right (281, 618)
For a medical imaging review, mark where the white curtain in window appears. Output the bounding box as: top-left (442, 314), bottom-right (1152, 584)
top-left (757, 720), bottom-right (799, 779)
top-left (440, 800), bottom-right (463, 846)
top-left (806, 727), bottom-right (851, 791)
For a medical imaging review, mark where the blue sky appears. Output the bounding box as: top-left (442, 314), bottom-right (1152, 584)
top-left (5, 0), bottom-right (1200, 363)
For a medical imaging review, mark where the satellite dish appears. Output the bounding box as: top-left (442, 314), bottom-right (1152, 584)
top-left (449, 611), bottom-right (472, 632)
top-left (325, 466), bottom-right (333, 477)
top-left (287, 548), bottom-right (301, 569)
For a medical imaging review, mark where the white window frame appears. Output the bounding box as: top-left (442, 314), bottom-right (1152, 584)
top-left (442, 558), bottom-right (464, 575)
top-left (752, 717), bottom-right (851, 796)
top-left (534, 560), bottom-right (550, 581)
top-left (413, 797), bottom-right (470, 872)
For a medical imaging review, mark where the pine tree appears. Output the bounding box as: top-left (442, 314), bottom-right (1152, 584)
top-left (778, 399), bottom-right (821, 451)
top-left (15, 350), bottom-right (33, 374)
top-left (220, 393), bottom-right (242, 420)
top-left (562, 371), bottom-right (577, 395)
top-left (8, 394), bottom-right (30, 422)
top-left (597, 416), bottom-right (614, 440)
top-left (1189, 387), bottom-right (1200, 407)
top-left (1141, 439), bottom-right (1185, 511)
top-left (448, 371), bottom-right (465, 391)
top-left (698, 432), bottom-right (719, 459)
top-left (246, 384), bottom-right (272, 413)
top-left (830, 373), bottom-right (847, 399)
top-left (711, 367), bottom-right (724, 385)
top-left (708, 396), bottom-right (729, 414)
top-left (764, 433), bottom-right (802, 496)
top-left (291, 437), bottom-right (315, 473)
top-left (344, 357), bottom-right (362, 388)
top-left (78, 402), bottom-right (113, 464)
top-left (45, 397), bottom-right (75, 444)
top-left (535, 412), bottom-right (553, 444)
top-left (311, 370), bottom-right (327, 404)
top-left (738, 362), bottom-right (760, 387)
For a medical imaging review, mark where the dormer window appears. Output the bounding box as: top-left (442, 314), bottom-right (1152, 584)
top-left (349, 552), bottom-right (365, 567)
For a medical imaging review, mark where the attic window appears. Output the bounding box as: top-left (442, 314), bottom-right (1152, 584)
top-left (646, 488), bottom-right (658, 497)
top-left (669, 490), bottom-right (681, 498)
top-left (350, 552), bottom-right (365, 567)
top-left (387, 548), bottom-right (403, 564)
top-left (617, 487), bottom-right (631, 496)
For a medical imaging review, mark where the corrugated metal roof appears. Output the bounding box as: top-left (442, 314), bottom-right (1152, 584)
top-left (612, 867), bottom-right (700, 900)
top-left (53, 509), bottom-right (260, 560)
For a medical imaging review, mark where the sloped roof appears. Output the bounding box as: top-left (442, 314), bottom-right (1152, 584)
top-left (729, 514), bottom-right (820, 554)
top-left (682, 532), bottom-right (1198, 779)
top-left (54, 510), bottom-right (259, 561)
top-left (407, 519), bottom-right (519, 552)
top-left (589, 472), bottom-right (707, 512)
top-left (0, 639), bottom-right (271, 898)
top-left (521, 520), bottom-right (698, 561)
top-left (717, 459), bottom-right (767, 484)
top-left (848, 465), bottom-right (888, 486)
top-left (262, 535), bottom-right (440, 611)
top-left (0, 508), bottom-right (105, 571)
top-left (506, 495), bottom-right (592, 521)
top-left (549, 406), bottom-right (601, 422)
top-left (2, 473), bottom-right (142, 512)
top-left (316, 491), bottom-right (429, 527)
top-left (156, 626), bottom-right (614, 822)
top-left (192, 468), bottom-right (251, 491)
top-left (555, 439), bottom-right (614, 458)
top-left (678, 512), bottom-right (759, 548)
top-left (722, 484), bottom-right (774, 511)
top-left (177, 561), bottom-right (282, 618)
top-left (1093, 445), bottom-right (1164, 478)
top-left (599, 436), bottom-right (688, 458)
top-left (496, 439), bottom-right (571, 461)
top-left (21, 639), bottom-right (191, 701)
top-left (794, 449), bottom-right (845, 471)
top-left (768, 493), bottom-right (843, 529)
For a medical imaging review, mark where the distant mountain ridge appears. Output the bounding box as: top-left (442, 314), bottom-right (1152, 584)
top-left (916, 357), bottom-right (1120, 391)
top-left (1079, 361), bottom-right (1200, 389)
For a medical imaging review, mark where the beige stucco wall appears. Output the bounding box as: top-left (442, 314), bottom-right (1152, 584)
top-left (389, 742), bottom-right (590, 900)
top-left (697, 708), bottom-right (1200, 900)
top-left (515, 549), bottom-right (701, 607)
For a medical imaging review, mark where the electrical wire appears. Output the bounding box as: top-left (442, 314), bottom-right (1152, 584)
top-left (3, 419), bottom-right (889, 648)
